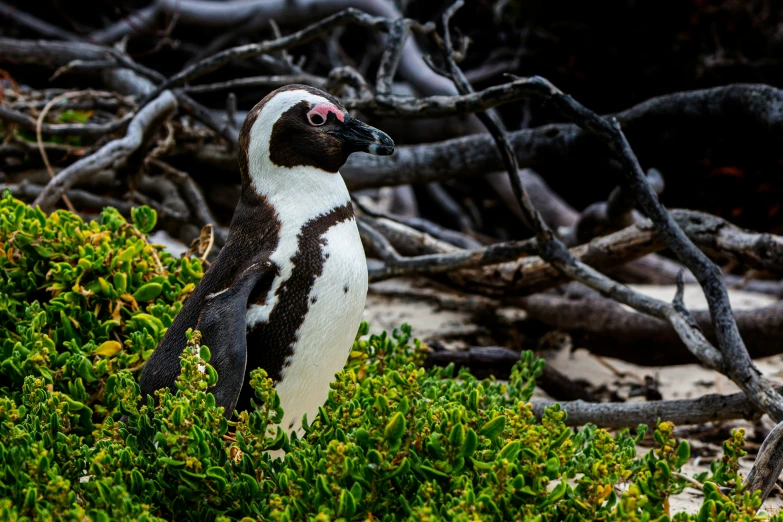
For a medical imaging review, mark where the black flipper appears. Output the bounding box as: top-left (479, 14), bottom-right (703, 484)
top-left (197, 262), bottom-right (267, 417)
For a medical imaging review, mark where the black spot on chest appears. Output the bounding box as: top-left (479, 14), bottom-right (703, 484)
top-left (237, 202), bottom-right (355, 412)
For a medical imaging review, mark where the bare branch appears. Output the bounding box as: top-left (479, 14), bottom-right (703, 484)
top-left (531, 391), bottom-right (765, 428)
top-left (182, 74), bottom-right (328, 94)
top-left (375, 18), bottom-right (410, 95)
top-left (0, 1), bottom-right (81, 41)
top-left (509, 74), bottom-right (783, 421)
top-left (516, 290), bottom-right (783, 365)
top-left (0, 103), bottom-right (132, 138)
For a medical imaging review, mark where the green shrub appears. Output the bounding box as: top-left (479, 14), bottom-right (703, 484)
top-left (0, 192), bottom-right (777, 521)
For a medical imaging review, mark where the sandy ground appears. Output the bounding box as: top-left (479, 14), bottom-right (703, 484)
top-left (365, 280), bottom-right (783, 515)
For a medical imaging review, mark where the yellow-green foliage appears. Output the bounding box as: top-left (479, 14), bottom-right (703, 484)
top-left (0, 193), bottom-right (777, 521)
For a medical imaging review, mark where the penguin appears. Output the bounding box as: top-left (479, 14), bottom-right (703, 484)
top-left (139, 85), bottom-right (393, 435)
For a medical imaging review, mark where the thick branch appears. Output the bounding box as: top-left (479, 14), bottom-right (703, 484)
top-left (530, 390), bottom-right (766, 428)
top-left (514, 73), bottom-right (783, 421)
top-left (436, 0), bottom-right (737, 407)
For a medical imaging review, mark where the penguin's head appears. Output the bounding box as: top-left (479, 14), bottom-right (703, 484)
top-left (238, 85), bottom-right (393, 188)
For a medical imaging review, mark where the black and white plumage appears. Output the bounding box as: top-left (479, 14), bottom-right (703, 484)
top-left (139, 85), bottom-right (393, 434)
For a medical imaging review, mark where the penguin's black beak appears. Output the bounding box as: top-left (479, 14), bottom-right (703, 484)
top-left (331, 114), bottom-right (394, 156)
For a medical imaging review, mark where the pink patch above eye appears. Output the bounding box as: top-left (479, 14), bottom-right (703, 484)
top-left (308, 103), bottom-right (344, 123)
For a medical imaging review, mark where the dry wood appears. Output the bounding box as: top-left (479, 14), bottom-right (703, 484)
top-left (530, 391), bottom-right (764, 428)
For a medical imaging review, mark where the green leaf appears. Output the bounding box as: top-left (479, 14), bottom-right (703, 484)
top-left (337, 489), bottom-right (356, 518)
top-left (674, 440), bottom-right (691, 468)
top-left (419, 465), bottom-right (449, 480)
top-left (537, 480), bottom-right (567, 508)
top-left (449, 422), bottom-right (465, 448)
top-left (459, 428), bottom-right (478, 458)
top-left (498, 440), bottom-right (521, 460)
top-left (132, 282), bottom-right (163, 302)
top-left (58, 109), bottom-right (92, 124)
top-left (159, 457), bottom-right (186, 468)
top-left (384, 411), bottom-right (406, 440)
top-left (479, 415), bottom-right (506, 440)
top-left (131, 206), bottom-right (158, 234)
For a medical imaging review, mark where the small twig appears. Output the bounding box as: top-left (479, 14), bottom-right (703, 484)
top-left (673, 472), bottom-right (704, 492)
top-left (36, 91), bottom-right (101, 213)
top-left (354, 196), bottom-right (481, 249)
top-left (126, 224), bottom-right (164, 272)
top-left (51, 59), bottom-right (118, 80)
top-left (268, 18), bottom-right (294, 67)
top-left (359, 216), bottom-right (541, 280)
top-left (327, 66), bottom-right (372, 100)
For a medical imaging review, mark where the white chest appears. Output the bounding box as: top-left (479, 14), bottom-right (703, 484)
top-left (246, 217), bottom-right (367, 433)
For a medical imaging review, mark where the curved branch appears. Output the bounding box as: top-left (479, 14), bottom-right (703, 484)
top-left (33, 91), bottom-right (177, 212)
top-left (145, 8), bottom-right (434, 102)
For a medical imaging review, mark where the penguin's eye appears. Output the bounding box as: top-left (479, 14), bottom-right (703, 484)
top-left (308, 113), bottom-right (326, 126)
top-left (307, 103), bottom-right (343, 127)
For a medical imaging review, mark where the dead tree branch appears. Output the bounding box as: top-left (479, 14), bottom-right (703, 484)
top-left (511, 75), bottom-right (783, 421)
top-left (0, 104), bottom-right (133, 137)
top-left (530, 390), bottom-right (765, 428)
top-left (90, 0), bottom-right (455, 97)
